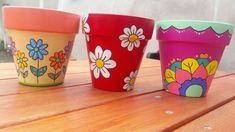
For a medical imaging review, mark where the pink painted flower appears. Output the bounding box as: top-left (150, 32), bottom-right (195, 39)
top-left (10, 37), bottom-right (16, 56)
top-left (166, 65), bottom-right (214, 97)
top-left (64, 41), bottom-right (74, 58)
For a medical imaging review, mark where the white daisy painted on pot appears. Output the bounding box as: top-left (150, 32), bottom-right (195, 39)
top-left (89, 45), bottom-right (116, 79)
top-left (123, 70), bottom-right (138, 91)
top-left (119, 25), bottom-right (145, 51)
top-left (82, 14), bottom-right (90, 41)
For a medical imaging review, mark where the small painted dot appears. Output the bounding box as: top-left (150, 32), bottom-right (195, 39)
top-left (203, 125), bottom-right (212, 130)
top-left (154, 96), bottom-right (161, 99)
top-left (165, 110), bottom-right (174, 115)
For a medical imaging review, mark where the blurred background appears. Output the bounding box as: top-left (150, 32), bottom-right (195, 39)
top-left (0, 0), bottom-right (234, 71)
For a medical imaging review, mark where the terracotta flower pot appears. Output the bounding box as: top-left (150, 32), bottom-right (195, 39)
top-left (82, 13), bottom-right (154, 91)
top-left (157, 20), bottom-right (233, 97)
top-left (2, 7), bottom-right (80, 86)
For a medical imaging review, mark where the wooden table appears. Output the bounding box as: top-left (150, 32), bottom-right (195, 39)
top-left (0, 59), bottom-right (234, 131)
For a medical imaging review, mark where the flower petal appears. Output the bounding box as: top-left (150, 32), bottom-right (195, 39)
top-left (168, 82), bottom-right (181, 95)
top-left (192, 64), bottom-right (207, 79)
top-left (95, 46), bottom-right (103, 59)
top-left (134, 70), bottom-right (138, 77)
top-left (89, 52), bottom-right (96, 62)
top-left (36, 39), bottom-right (43, 47)
top-left (26, 44), bottom-right (34, 50)
top-left (127, 43), bottom-right (134, 51)
top-left (124, 77), bottom-right (130, 83)
top-left (175, 68), bottom-right (192, 84)
top-left (136, 28), bottom-right (143, 36)
top-left (119, 34), bottom-right (128, 41)
top-left (105, 60), bottom-right (116, 69)
top-left (124, 27), bottom-right (131, 35)
top-left (123, 84), bottom-right (130, 90)
top-left (138, 35), bottom-right (145, 40)
top-left (39, 44), bottom-right (48, 50)
top-left (130, 71), bottom-right (135, 78)
top-left (38, 52), bottom-right (44, 60)
top-left (93, 67), bottom-right (100, 79)
top-left (29, 51), bottom-right (35, 57)
top-left (30, 39), bottom-right (37, 47)
top-left (90, 62), bottom-right (96, 70)
top-left (32, 52), bottom-right (38, 59)
top-left (121, 39), bottom-right (130, 48)
top-left (130, 25), bottom-right (137, 34)
top-left (102, 50), bottom-right (111, 61)
top-left (40, 50), bottom-right (48, 55)
top-left (100, 67), bottom-right (110, 78)
top-left (134, 40), bottom-right (140, 48)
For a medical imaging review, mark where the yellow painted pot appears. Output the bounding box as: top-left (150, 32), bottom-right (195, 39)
top-left (2, 7), bottom-right (80, 86)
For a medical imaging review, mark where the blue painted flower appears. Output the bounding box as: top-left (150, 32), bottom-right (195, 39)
top-left (26, 39), bottom-right (48, 60)
top-left (179, 77), bottom-right (207, 97)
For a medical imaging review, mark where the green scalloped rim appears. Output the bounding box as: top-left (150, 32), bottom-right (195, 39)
top-left (19, 81), bottom-right (63, 87)
top-left (157, 20), bottom-right (234, 34)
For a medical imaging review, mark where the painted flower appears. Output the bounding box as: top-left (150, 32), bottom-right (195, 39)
top-left (123, 70), bottom-right (138, 91)
top-left (16, 50), bottom-right (28, 70)
top-left (49, 51), bottom-right (66, 70)
top-left (164, 55), bottom-right (218, 97)
top-left (10, 37), bottom-right (16, 55)
top-left (82, 14), bottom-right (90, 41)
top-left (26, 39), bottom-right (48, 60)
top-left (89, 45), bottom-right (116, 79)
top-left (64, 41), bottom-right (74, 58)
top-left (119, 25), bottom-right (145, 51)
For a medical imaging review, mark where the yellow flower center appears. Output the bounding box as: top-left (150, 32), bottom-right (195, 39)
top-left (129, 77), bottom-right (136, 86)
top-left (128, 34), bottom-right (138, 42)
top-left (96, 59), bottom-right (104, 68)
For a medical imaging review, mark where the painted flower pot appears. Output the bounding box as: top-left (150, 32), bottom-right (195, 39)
top-left (157, 20), bottom-right (233, 97)
top-left (82, 14), bottom-right (154, 91)
top-left (2, 7), bottom-right (80, 86)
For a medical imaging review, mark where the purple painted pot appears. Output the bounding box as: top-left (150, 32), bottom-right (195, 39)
top-left (156, 20), bottom-right (233, 97)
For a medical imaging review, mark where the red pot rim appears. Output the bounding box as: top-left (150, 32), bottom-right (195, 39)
top-left (84, 13), bottom-right (154, 40)
top-left (2, 6), bottom-right (80, 33)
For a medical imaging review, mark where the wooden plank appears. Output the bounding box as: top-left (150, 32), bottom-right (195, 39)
top-left (0, 69), bottom-right (230, 96)
top-left (2, 75), bottom-right (235, 131)
top-left (0, 59), bottom-right (160, 70)
top-left (175, 100), bottom-right (235, 132)
top-left (0, 59), bottom-right (160, 79)
top-left (0, 66), bottom-right (161, 96)
top-left (0, 73), bottom-right (163, 128)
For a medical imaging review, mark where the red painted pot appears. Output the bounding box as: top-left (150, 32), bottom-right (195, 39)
top-left (82, 14), bottom-right (154, 91)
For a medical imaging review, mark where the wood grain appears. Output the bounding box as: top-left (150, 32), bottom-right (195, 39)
top-left (0, 59), bottom-right (160, 70)
top-left (1, 75), bottom-right (235, 131)
top-left (175, 100), bottom-right (235, 132)
top-left (0, 66), bottom-right (161, 96)
top-left (0, 73), bottom-right (163, 128)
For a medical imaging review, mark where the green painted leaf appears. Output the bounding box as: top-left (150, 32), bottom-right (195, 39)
top-left (182, 58), bottom-right (199, 74)
top-left (197, 58), bottom-right (209, 67)
top-left (48, 73), bottom-right (56, 80)
top-left (21, 71), bottom-right (28, 78)
top-left (38, 66), bottom-right (47, 77)
top-left (55, 71), bottom-right (61, 80)
top-left (170, 62), bottom-right (182, 72)
top-left (30, 66), bottom-right (47, 77)
top-left (30, 66), bottom-right (38, 77)
top-left (17, 69), bottom-right (21, 76)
